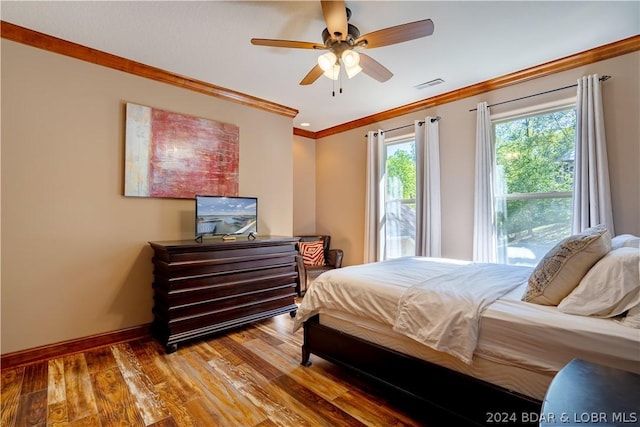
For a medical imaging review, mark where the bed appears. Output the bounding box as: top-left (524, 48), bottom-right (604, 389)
top-left (292, 227), bottom-right (640, 426)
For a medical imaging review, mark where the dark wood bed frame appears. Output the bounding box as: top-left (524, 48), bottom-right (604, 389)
top-left (301, 315), bottom-right (542, 426)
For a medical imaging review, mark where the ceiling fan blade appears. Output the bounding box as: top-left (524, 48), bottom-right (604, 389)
top-left (356, 19), bottom-right (434, 49)
top-left (251, 38), bottom-right (325, 50)
top-left (300, 64), bottom-right (324, 85)
top-left (359, 53), bottom-right (393, 82)
top-left (321, 0), bottom-right (348, 41)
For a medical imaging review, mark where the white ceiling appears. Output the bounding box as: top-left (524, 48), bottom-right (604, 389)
top-left (2, 1), bottom-right (638, 132)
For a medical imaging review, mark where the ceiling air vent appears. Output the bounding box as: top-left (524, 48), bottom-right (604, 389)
top-left (415, 78), bottom-right (444, 90)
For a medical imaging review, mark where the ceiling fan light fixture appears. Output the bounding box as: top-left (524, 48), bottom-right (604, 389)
top-left (251, 1), bottom-right (435, 88)
top-left (345, 63), bottom-right (362, 79)
top-left (323, 63), bottom-right (340, 80)
top-left (318, 51), bottom-right (337, 72)
top-left (341, 50), bottom-right (360, 67)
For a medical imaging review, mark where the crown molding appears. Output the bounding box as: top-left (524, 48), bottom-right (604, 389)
top-left (293, 127), bottom-right (317, 139)
top-left (2, 21), bottom-right (637, 139)
top-left (1, 21), bottom-right (299, 119)
top-left (296, 34), bottom-right (640, 139)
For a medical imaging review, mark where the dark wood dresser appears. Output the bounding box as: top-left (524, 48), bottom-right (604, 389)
top-left (148, 236), bottom-right (299, 353)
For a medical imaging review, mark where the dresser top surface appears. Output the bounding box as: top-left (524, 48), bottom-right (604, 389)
top-left (149, 235), bottom-right (299, 251)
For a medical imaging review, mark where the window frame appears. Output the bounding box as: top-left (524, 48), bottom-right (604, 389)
top-left (491, 97), bottom-right (577, 266)
top-left (380, 132), bottom-right (417, 260)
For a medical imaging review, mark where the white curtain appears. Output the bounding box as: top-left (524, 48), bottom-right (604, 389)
top-left (415, 117), bottom-right (441, 257)
top-left (572, 74), bottom-right (615, 235)
top-left (473, 102), bottom-right (497, 262)
top-left (364, 130), bottom-right (384, 263)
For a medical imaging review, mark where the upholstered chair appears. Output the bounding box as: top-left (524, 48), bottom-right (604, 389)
top-left (295, 235), bottom-right (344, 296)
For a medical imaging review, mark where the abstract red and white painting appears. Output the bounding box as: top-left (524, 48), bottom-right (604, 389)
top-left (124, 102), bottom-right (239, 199)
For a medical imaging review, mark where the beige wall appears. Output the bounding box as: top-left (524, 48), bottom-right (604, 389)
top-left (316, 52), bottom-right (640, 266)
top-left (293, 135), bottom-right (316, 235)
top-left (1, 41), bottom-right (294, 354)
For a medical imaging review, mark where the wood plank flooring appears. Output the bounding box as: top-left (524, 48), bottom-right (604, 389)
top-left (1, 313), bottom-right (475, 427)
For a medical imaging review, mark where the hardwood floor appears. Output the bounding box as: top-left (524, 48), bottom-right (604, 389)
top-left (1, 313), bottom-right (474, 427)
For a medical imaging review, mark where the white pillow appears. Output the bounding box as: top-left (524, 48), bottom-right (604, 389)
top-left (557, 247), bottom-right (640, 317)
top-left (611, 234), bottom-right (640, 250)
top-left (523, 224), bottom-right (611, 305)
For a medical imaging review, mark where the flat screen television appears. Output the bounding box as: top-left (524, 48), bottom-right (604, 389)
top-left (195, 195), bottom-right (257, 238)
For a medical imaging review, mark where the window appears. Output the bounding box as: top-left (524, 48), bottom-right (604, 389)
top-left (493, 103), bottom-right (576, 266)
top-left (382, 136), bottom-right (416, 259)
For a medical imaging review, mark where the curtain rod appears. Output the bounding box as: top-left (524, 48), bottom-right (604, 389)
top-left (365, 116), bottom-right (441, 137)
top-left (468, 75), bottom-right (611, 112)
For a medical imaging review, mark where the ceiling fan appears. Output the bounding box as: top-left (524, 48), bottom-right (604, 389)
top-left (250, 0), bottom-right (434, 87)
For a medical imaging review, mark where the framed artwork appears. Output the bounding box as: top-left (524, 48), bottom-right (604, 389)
top-left (124, 102), bottom-right (239, 199)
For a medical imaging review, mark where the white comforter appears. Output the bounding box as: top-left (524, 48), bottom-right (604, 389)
top-left (293, 257), bottom-right (531, 364)
top-left (393, 262), bottom-right (531, 363)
